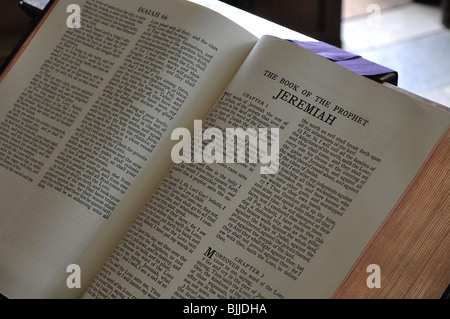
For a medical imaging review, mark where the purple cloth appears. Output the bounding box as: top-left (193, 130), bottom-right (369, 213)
top-left (288, 40), bottom-right (397, 78)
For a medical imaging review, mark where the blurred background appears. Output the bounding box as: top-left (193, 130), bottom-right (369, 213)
top-left (1, 0), bottom-right (449, 107)
top-left (0, 0), bottom-right (34, 67)
top-left (221, 0), bottom-right (450, 107)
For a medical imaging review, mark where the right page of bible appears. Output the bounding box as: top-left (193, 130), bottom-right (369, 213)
top-left (86, 35), bottom-right (449, 299)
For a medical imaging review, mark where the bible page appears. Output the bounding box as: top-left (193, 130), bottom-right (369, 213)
top-left (85, 35), bottom-right (449, 299)
top-left (0, 0), bottom-right (257, 298)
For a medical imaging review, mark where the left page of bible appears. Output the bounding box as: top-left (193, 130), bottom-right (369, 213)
top-left (0, 0), bottom-right (257, 298)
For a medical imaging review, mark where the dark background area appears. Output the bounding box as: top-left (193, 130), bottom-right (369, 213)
top-left (220, 0), bottom-right (342, 47)
top-left (219, 0), bottom-right (449, 49)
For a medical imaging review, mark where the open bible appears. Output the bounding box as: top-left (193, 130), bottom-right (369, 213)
top-left (0, 0), bottom-right (448, 299)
